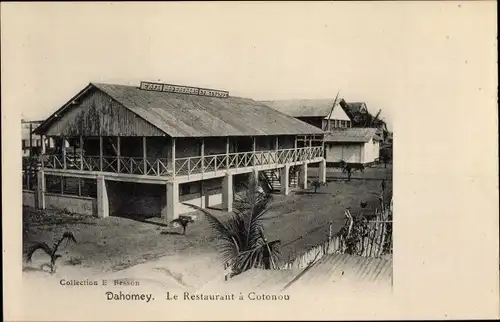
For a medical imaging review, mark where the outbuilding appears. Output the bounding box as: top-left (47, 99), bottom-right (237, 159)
top-left (324, 127), bottom-right (382, 166)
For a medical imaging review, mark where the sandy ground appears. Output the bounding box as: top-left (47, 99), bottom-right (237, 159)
top-left (23, 164), bottom-right (392, 289)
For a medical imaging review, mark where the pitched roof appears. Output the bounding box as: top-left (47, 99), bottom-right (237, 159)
top-left (35, 83), bottom-right (325, 138)
top-left (339, 101), bottom-right (368, 120)
top-left (346, 102), bottom-right (366, 113)
top-left (259, 99), bottom-right (346, 118)
top-left (324, 127), bottom-right (380, 143)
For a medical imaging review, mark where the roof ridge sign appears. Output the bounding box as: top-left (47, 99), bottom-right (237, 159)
top-left (139, 81), bottom-right (229, 98)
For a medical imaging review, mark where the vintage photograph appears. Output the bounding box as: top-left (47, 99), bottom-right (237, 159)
top-left (5, 1), bottom-right (497, 320)
top-left (18, 5), bottom-right (393, 296)
top-left (22, 81), bottom-right (393, 294)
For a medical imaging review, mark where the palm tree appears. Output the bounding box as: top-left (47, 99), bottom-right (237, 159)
top-left (26, 232), bottom-right (77, 274)
top-left (185, 174), bottom-right (281, 277)
top-left (170, 215), bottom-right (194, 235)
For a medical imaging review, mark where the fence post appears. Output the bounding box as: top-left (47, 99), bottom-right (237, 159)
top-left (328, 221), bottom-right (332, 242)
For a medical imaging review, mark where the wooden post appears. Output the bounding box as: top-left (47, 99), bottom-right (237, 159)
top-left (117, 136), bottom-right (121, 172)
top-left (171, 138), bottom-right (176, 177)
top-left (226, 137), bottom-right (230, 169)
top-left (62, 136), bottom-right (67, 169)
top-left (79, 135), bottom-right (84, 170)
top-left (275, 136), bottom-right (279, 164)
top-left (328, 221), bottom-right (333, 242)
top-left (40, 135), bottom-right (46, 168)
top-left (200, 139), bottom-right (205, 174)
top-left (99, 135), bottom-right (103, 171)
top-left (252, 136), bottom-right (256, 166)
top-left (143, 136), bottom-right (147, 174)
top-left (29, 122), bottom-right (33, 158)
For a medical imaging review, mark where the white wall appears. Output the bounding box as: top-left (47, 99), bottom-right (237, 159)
top-left (325, 143), bottom-right (362, 163)
top-left (325, 104), bottom-right (351, 121)
top-left (362, 138), bottom-right (380, 163)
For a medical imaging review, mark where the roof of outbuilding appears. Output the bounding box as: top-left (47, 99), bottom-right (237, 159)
top-left (324, 127), bottom-right (380, 143)
top-left (35, 83), bottom-right (325, 138)
top-left (259, 99), bottom-right (346, 118)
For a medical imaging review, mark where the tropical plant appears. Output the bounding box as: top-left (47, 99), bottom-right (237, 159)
top-left (170, 215), bottom-right (194, 235)
top-left (338, 210), bottom-right (369, 255)
top-left (185, 174), bottom-right (281, 278)
top-left (310, 179), bottom-right (326, 193)
top-left (381, 179), bottom-right (386, 193)
top-left (26, 232), bottom-right (77, 274)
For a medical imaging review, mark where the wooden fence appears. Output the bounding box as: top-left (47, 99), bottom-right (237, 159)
top-left (279, 204), bottom-right (393, 270)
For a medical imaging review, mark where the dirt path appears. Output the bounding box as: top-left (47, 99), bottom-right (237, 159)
top-left (23, 166), bottom-right (391, 287)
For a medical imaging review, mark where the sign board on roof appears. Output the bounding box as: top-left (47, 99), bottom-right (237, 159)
top-left (139, 81), bottom-right (229, 98)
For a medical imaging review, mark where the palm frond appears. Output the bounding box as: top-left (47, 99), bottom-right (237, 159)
top-left (182, 203), bottom-right (240, 265)
top-left (54, 231), bottom-right (77, 251)
top-left (26, 242), bottom-right (53, 262)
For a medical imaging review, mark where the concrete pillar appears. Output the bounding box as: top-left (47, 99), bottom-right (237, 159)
top-left (200, 181), bottom-right (206, 209)
top-left (96, 176), bottom-right (109, 218)
top-left (299, 163), bottom-right (308, 189)
top-left (163, 181), bottom-right (179, 221)
top-left (319, 159), bottom-right (326, 183)
top-left (252, 168), bottom-right (259, 187)
top-left (280, 165), bottom-right (290, 195)
top-left (222, 174), bottom-right (233, 212)
top-left (36, 170), bottom-right (45, 209)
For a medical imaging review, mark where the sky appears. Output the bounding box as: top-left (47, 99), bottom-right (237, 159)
top-left (1, 2), bottom-right (497, 131)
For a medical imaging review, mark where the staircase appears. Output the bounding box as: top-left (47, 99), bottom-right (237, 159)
top-left (260, 166), bottom-right (300, 193)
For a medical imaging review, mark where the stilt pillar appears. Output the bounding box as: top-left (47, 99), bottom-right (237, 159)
top-left (163, 181), bottom-right (179, 221)
top-left (36, 170), bottom-right (45, 209)
top-left (299, 163), bottom-right (308, 189)
top-left (96, 176), bottom-right (109, 218)
top-left (319, 159), bottom-right (326, 184)
top-left (280, 165), bottom-right (290, 195)
top-left (222, 174), bottom-right (233, 212)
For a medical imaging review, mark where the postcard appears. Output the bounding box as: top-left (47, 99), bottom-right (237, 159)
top-left (2, 1), bottom-right (498, 321)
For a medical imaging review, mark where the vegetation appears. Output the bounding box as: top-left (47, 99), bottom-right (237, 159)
top-left (170, 215), bottom-right (194, 235)
top-left (186, 174), bottom-right (281, 278)
top-left (339, 160), bottom-right (364, 181)
top-left (26, 231), bottom-right (77, 274)
top-left (310, 179), bottom-right (327, 193)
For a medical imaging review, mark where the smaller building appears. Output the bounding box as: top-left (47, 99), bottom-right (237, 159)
top-left (324, 128), bottom-right (382, 166)
top-left (260, 99), bottom-right (353, 131)
top-left (262, 98), bottom-right (381, 165)
top-left (21, 120), bottom-right (55, 157)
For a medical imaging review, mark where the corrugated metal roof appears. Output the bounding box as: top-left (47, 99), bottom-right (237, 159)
top-left (260, 99), bottom-right (344, 117)
top-left (288, 253), bottom-right (392, 291)
top-left (35, 83), bottom-right (325, 138)
top-left (324, 128), bottom-right (379, 143)
top-left (93, 83), bottom-right (325, 137)
top-left (198, 254), bottom-right (392, 293)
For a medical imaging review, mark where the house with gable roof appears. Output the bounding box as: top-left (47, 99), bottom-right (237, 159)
top-left (261, 98), bottom-right (382, 166)
top-left (31, 81), bottom-right (327, 220)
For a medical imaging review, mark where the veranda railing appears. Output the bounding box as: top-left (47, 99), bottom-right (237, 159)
top-left (41, 146), bottom-right (324, 177)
